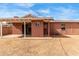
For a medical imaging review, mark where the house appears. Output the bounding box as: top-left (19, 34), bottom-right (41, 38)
top-left (0, 14), bottom-right (79, 37)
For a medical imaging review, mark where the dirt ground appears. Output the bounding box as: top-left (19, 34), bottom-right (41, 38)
top-left (0, 35), bottom-right (79, 56)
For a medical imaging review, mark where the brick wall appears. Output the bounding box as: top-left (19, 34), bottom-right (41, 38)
top-left (12, 23), bottom-right (22, 34)
top-left (50, 22), bottom-right (79, 35)
top-left (31, 21), bottom-right (44, 37)
top-left (1, 22), bottom-right (79, 37)
top-left (0, 26), bottom-right (12, 36)
top-left (2, 26), bottom-right (12, 35)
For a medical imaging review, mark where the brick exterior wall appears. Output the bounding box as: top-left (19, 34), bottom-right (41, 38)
top-left (0, 26), bottom-right (12, 36)
top-left (50, 22), bottom-right (79, 35)
top-left (12, 23), bottom-right (23, 34)
top-left (1, 21), bottom-right (79, 37)
top-left (31, 21), bottom-right (44, 37)
top-left (2, 26), bottom-right (12, 35)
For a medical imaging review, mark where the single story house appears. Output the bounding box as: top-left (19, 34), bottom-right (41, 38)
top-left (0, 14), bottom-right (79, 37)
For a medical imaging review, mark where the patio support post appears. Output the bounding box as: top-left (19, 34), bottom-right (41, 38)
top-left (24, 22), bottom-right (26, 37)
top-left (0, 22), bottom-right (2, 38)
top-left (48, 22), bottom-right (50, 37)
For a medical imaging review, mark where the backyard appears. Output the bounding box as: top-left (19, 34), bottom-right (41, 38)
top-left (0, 35), bottom-right (79, 56)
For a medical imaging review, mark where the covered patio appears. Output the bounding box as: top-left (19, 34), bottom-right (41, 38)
top-left (0, 17), bottom-right (51, 38)
top-left (0, 18), bottom-right (31, 38)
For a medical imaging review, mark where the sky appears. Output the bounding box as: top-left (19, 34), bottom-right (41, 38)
top-left (0, 3), bottom-right (79, 20)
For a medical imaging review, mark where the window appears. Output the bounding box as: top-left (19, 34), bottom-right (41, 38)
top-left (61, 27), bottom-right (65, 30)
top-left (61, 23), bottom-right (65, 31)
top-left (35, 22), bottom-right (40, 26)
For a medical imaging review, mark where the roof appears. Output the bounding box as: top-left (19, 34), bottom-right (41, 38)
top-left (51, 20), bottom-right (79, 22)
top-left (0, 14), bottom-right (53, 22)
top-left (0, 14), bottom-right (79, 22)
top-left (21, 14), bottom-right (37, 18)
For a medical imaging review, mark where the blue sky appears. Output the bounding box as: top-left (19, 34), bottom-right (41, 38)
top-left (0, 3), bottom-right (79, 20)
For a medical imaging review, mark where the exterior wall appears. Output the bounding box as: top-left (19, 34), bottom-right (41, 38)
top-left (12, 23), bottom-right (22, 34)
top-left (0, 26), bottom-right (12, 36)
top-left (50, 22), bottom-right (79, 35)
top-left (1, 21), bottom-right (79, 37)
top-left (2, 26), bottom-right (12, 35)
top-left (31, 21), bottom-right (44, 37)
